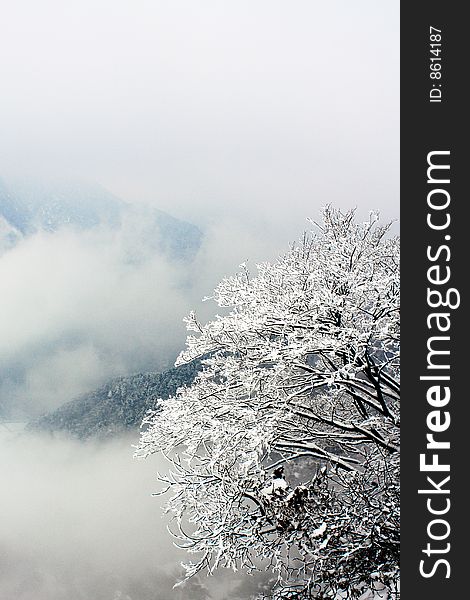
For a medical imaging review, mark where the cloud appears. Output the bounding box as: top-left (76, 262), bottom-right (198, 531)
top-left (0, 430), bottom-right (177, 599)
top-left (0, 223), bottom-right (192, 416)
top-left (10, 344), bottom-right (106, 412)
top-left (0, 429), bottom-right (265, 600)
top-left (0, 209), bottom-right (296, 417)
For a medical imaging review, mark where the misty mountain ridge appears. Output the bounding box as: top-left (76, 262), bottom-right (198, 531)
top-left (27, 360), bottom-right (201, 440)
top-left (0, 176), bottom-right (203, 261)
top-left (0, 176), bottom-right (205, 422)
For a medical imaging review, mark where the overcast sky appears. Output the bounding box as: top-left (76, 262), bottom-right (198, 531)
top-left (1, 0), bottom-right (399, 233)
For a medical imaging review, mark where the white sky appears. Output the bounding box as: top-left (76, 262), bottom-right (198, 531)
top-left (1, 0), bottom-right (399, 233)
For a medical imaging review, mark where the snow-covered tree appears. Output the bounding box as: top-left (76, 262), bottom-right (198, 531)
top-left (136, 207), bottom-right (400, 599)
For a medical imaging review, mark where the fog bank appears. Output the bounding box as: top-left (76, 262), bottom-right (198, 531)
top-left (0, 429), bottom-right (267, 599)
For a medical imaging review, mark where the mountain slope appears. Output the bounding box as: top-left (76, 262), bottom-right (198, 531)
top-left (27, 360), bottom-right (201, 440)
top-left (0, 177), bottom-right (203, 260)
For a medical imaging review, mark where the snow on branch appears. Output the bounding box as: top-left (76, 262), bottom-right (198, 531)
top-left (136, 207), bottom-right (400, 599)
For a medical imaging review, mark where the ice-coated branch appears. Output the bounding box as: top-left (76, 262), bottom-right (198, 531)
top-left (136, 207), bottom-right (400, 598)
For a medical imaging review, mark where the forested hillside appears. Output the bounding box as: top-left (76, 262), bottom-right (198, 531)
top-left (28, 360), bottom-right (200, 439)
